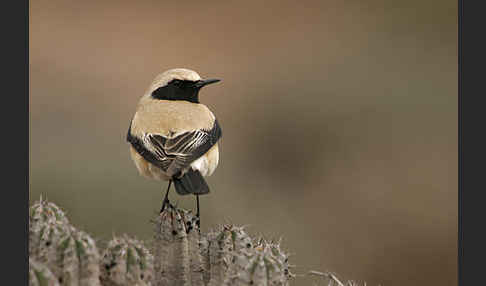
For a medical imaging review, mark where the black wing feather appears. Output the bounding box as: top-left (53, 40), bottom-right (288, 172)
top-left (126, 122), bottom-right (173, 171)
top-left (127, 119), bottom-right (222, 178)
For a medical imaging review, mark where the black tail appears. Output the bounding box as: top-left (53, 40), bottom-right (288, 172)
top-left (173, 169), bottom-right (210, 195)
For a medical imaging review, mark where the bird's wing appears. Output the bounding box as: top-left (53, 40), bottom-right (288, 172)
top-left (127, 120), bottom-right (222, 177)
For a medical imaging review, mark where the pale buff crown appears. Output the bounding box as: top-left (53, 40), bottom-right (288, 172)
top-left (145, 68), bottom-right (202, 96)
top-left (132, 68), bottom-right (216, 137)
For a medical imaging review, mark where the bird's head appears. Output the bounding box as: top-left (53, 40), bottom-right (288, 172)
top-left (146, 68), bottom-right (220, 103)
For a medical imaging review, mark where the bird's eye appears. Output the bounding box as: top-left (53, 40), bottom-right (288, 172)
top-left (172, 79), bottom-right (182, 87)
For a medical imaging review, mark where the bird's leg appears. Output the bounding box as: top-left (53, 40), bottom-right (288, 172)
top-left (160, 180), bottom-right (172, 213)
top-left (195, 194), bottom-right (201, 232)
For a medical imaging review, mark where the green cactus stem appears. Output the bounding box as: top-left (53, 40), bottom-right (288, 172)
top-left (29, 199), bottom-right (72, 281)
top-left (29, 197), bottom-right (71, 264)
top-left (222, 239), bottom-right (293, 286)
top-left (56, 227), bottom-right (101, 286)
top-left (152, 204), bottom-right (191, 286)
top-left (100, 235), bottom-right (154, 286)
top-left (205, 225), bottom-right (253, 286)
top-left (180, 209), bottom-right (205, 286)
top-left (199, 235), bottom-right (211, 285)
top-left (29, 258), bottom-right (61, 286)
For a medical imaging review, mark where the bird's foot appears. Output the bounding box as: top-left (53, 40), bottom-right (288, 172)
top-left (195, 214), bottom-right (201, 233)
top-left (195, 195), bottom-right (201, 232)
top-left (160, 198), bottom-right (173, 214)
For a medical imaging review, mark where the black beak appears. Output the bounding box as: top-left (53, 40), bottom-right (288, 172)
top-left (195, 78), bottom-right (221, 88)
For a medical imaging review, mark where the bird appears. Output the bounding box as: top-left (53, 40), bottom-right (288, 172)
top-left (126, 68), bottom-right (222, 227)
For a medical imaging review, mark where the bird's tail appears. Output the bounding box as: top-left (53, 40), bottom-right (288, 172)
top-left (173, 169), bottom-right (210, 195)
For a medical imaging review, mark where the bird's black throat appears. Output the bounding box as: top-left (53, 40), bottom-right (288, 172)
top-left (151, 79), bottom-right (201, 103)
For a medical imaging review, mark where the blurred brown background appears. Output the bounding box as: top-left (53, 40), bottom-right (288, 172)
top-left (29, 0), bottom-right (457, 285)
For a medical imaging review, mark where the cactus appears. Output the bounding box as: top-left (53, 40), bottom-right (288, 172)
top-left (100, 235), bottom-right (154, 286)
top-left (29, 198), bottom-right (72, 281)
top-left (263, 240), bottom-right (294, 284)
top-left (29, 196), bottom-right (70, 226)
top-left (29, 198), bottom-right (102, 286)
top-left (151, 204), bottom-right (204, 286)
top-left (199, 235), bottom-right (211, 285)
top-left (222, 239), bottom-right (293, 286)
top-left (182, 209), bottom-right (206, 286)
top-left (29, 258), bottom-right (61, 286)
top-left (28, 197), bottom-right (304, 286)
top-left (29, 197), bottom-right (71, 264)
top-left (205, 225), bottom-right (253, 286)
top-left (56, 227), bottom-right (101, 286)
